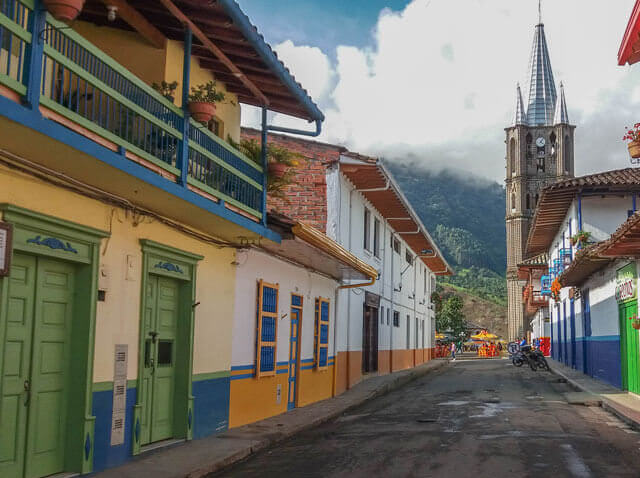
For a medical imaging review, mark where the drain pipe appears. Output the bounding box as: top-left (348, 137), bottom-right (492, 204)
top-left (260, 109), bottom-right (323, 226)
top-left (389, 226), bottom-right (395, 371)
top-left (346, 187), bottom-right (354, 388)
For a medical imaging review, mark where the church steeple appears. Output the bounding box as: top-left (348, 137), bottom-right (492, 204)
top-left (553, 81), bottom-right (569, 125)
top-left (513, 83), bottom-right (526, 126)
top-left (525, 22), bottom-right (557, 126)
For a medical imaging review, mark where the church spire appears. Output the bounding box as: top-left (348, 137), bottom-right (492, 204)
top-left (513, 83), bottom-right (526, 126)
top-left (525, 21), bottom-right (557, 126)
top-left (554, 81), bottom-right (569, 125)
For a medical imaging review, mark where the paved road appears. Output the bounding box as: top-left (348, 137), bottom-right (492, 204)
top-left (213, 356), bottom-right (640, 477)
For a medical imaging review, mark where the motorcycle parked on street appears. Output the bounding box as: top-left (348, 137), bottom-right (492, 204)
top-left (508, 342), bottom-right (550, 371)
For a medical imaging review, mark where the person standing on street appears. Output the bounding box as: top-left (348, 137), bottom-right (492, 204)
top-left (450, 342), bottom-right (456, 361)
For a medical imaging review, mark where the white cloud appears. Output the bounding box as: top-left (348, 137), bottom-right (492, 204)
top-left (242, 0), bottom-right (640, 182)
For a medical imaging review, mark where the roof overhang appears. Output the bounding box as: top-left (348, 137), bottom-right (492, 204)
top-left (619, 0), bottom-right (640, 66)
top-left (79, 0), bottom-right (324, 122)
top-left (559, 244), bottom-right (612, 287)
top-left (339, 154), bottom-right (453, 276)
top-left (263, 214), bottom-right (378, 282)
top-left (598, 212), bottom-right (640, 258)
top-left (526, 169), bottom-right (640, 255)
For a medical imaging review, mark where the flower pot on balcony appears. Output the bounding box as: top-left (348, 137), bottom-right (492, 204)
top-left (188, 101), bottom-right (216, 124)
top-left (268, 161), bottom-right (288, 179)
top-left (632, 320), bottom-right (640, 330)
top-left (629, 140), bottom-right (640, 159)
top-left (44, 0), bottom-right (85, 22)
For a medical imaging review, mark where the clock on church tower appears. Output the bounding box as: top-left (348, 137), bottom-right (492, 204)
top-left (503, 19), bottom-right (575, 342)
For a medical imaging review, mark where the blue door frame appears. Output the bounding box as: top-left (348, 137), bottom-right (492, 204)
top-left (556, 305), bottom-right (562, 362)
top-left (563, 301), bottom-right (568, 365)
top-left (288, 295), bottom-right (302, 411)
top-left (582, 290), bottom-right (591, 375)
top-left (570, 299), bottom-right (576, 369)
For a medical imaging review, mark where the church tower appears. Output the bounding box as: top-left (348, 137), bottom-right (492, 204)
top-left (505, 19), bottom-right (575, 341)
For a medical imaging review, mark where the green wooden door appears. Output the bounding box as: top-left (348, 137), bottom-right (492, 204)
top-left (0, 253), bottom-right (75, 478)
top-left (620, 300), bottom-right (640, 394)
top-left (140, 275), bottom-right (179, 445)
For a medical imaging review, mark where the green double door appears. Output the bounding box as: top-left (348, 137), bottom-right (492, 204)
top-left (0, 253), bottom-right (75, 478)
top-left (140, 275), bottom-right (180, 445)
top-left (619, 300), bottom-right (640, 394)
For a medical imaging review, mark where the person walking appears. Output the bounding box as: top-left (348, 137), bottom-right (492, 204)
top-left (450, 342), bottom-right (456, 361)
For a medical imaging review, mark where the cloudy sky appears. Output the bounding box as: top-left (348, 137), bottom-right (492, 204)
top-left (237, 0), bottom-right (640, 183)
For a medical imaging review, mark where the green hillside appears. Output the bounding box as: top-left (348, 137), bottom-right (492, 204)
top-left (386, 162), bottom-right (507, 305)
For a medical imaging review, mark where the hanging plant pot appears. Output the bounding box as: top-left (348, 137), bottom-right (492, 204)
top-left (188, 101), bottom-right (216, 124)
top-left (44, 0), bottom-right (85, 23)
top-left (628, 140), bottom-right (640, 159)
top-left (268, 162), bottom-right (288, 179)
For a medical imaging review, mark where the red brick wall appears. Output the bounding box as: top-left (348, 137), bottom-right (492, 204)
top-left (241, 128), bottom-right (344, 233)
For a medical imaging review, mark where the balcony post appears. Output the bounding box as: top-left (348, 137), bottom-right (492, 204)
top-left (260, 106), bottom-right (268, 225)
top-left (23, 0), bottom-right (47, 110)
top-left (177, 27), bottom-right (192, 186)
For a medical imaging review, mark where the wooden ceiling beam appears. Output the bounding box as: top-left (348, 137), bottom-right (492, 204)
top-left (96, 0), bottom-right (166, 48)
top-left (157, 0), bottom-right (269, 105)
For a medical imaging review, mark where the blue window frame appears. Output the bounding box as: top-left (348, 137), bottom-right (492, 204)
top-left (256, 279), bottom-right (279, 377)
top-left (315, 297), bottom-right (330, 370)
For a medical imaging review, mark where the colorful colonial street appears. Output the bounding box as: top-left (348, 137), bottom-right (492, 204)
top-left (215, 357), bottom-right (640, 478)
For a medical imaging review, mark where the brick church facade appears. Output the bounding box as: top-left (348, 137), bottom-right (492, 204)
top-left (505, 21), bottom-right (575, 340)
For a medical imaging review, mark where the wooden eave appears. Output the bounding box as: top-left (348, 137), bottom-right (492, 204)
top-left (619, 0), bottom-right (640, 65)
top-left (526, 170), bottom-right (640, 255)
top-left (339, 158), bottom-right (452, 275)
top-left (79, 0), bottom-right (322, 121)
top-left (598, 212), bottom-right (640, 257)
top-left (559, 245), bottom-right (612, 287)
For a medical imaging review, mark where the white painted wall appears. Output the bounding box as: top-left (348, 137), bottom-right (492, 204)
top-left (231, 248), bottom-right (338, 367)
top-left (328, 166), bottom-right (435, 356)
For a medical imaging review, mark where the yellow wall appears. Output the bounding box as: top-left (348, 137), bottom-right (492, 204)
top-left (0, 164), bottom-right (236, 381)
top-left (229, 369), bottom-right (289, 428)
top-left (73, 21), bottom-right (166, 88)
top-left (73, 23), bottom-right (242, 144)
top-left (296, 366), bottom-right (334, 407)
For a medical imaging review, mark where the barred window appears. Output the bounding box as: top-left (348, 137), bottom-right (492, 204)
top-left (256, 280), bottom-right (279, 377)
top-left (315, 298), bottom-right (330, 370)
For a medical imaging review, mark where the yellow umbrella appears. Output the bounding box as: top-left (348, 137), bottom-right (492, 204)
top-left (471, 330), bottom-right (498, 340)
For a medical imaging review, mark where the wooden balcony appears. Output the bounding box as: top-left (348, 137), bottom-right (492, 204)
top-left (0, 0), bottom-right (264, 222)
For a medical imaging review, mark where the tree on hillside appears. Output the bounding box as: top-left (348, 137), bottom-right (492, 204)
top-left (436, 294), bottom-right (467, 339)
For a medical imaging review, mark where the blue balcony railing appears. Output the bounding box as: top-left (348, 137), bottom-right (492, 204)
top-left (0, 0), bottom-right (264, 219)
top-left (540, 275), bottom-right (551, 295)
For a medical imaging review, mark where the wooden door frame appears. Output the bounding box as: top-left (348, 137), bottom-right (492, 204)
top-left (0, 204), bottom-right (108, 475)
top-left (289, 294), bottom-right (303, 410)
top-left (132, 240), bottom-right (203, 455)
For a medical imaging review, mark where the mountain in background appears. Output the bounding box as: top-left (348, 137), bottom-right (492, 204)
top-left (386, 162), bottom-right (508, 306)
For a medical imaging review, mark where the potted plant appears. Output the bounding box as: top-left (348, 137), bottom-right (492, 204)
top-left (631, 315), bottom-right (640, 330)
top-left (152, 81), bottom-right (178, 103)
top-left (233, 139), bottom-right (303, 197)
top-left (550, 277), bottom-right (562, 301)
top-left (267, 143), bottom-right (301, 180)
top-left (570, 230), bottom-right (591, 247)
top-left (623, 123), bottom-right (640, 158)
top-left (188, 81), bottom-right (226, 124)
top-left (44, 0), bottom-right (85, 22)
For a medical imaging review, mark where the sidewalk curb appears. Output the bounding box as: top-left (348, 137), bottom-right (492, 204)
top-left (187, 360), bottom-right (449, 477)
top-left (549, 363), bottom-right (640, 431)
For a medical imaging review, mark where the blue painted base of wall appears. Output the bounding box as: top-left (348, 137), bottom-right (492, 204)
top-left (192, 376), bottom-right (230, 439)
top-left (553, 336), bottom-right (622, 389)
top-left (91, 375), bottom-right (230, 473)
top-left (92, 387), bottom-right (137, 473)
